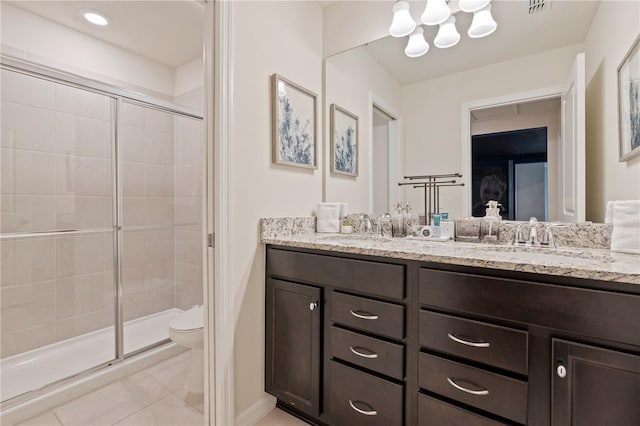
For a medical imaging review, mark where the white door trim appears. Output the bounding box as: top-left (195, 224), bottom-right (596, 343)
top-left (369, 92), bottom-right (402, 214)
top-left (460, 85), bottom-right (564, 217)
top-left (207, 1), bottom-right (235, 425)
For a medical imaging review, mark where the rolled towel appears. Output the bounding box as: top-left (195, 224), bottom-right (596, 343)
top-left (608, 200), bottom-right (640, 255)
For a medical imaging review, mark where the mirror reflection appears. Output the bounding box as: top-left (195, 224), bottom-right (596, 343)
top-left (323, 0), bottom-right (640, 223)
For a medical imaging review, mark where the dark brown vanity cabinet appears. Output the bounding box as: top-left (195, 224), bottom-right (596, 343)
top-left (265, 246), bottom-right (640, 426)
top-left (551, 339), bottom-right (640, 426)
top-left (265, 278), bottom-right (322, 417)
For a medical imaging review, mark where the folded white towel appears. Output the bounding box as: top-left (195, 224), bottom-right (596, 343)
top-left (607, 200), bottom-right (640, 255)
top-left (316, 202), bottom-right (340, 219)
top-left (316, 218), bottom-right (340, 233)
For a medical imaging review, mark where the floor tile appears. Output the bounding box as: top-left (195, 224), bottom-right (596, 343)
top-left (174, 388), bottom-right (205, 414)
top-left (53, 372), bottom-right (172, 426)
top-left (113, 394), bottom-right (203, 426)
top-left (143, 351), bottom-right (189, 392)
top-left (16, 410), bottom-right (62, 426)
top-left (256, 408), bottom-right (310, 426)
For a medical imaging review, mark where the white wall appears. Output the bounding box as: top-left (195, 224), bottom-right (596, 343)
top-left (174, 57), bottom-right (204, 98)
top-left (325, 48), bottom-right (402, 213)
top-left (402, 43), bottom-right (584, 218)
top-left (584, 0), bottom-right (640, 222)
top-left (230, 1), bottom-right (324, 416)
top-left (1, 2), bottom-right (175, 98)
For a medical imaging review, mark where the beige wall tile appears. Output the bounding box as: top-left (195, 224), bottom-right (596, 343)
top-left (55, 272), bottom-right (107, 320)
top-left (146, 198), bottom-right (175, 227)
top-left (1, 102), bottom-right (55, 152)
top-left (146, 165), bottom-right (174, 197)
top-left (120, 125), bottom-right (146, 163)
top-left (76, 157), bottom-right (109, 196)
top-left (145, 229), bottom-right (174, 264)
top-left (1, 194), bottom-right (32, 233)
top-left (55, 234), bottom-right (108, 278)
top-left (55, 308), bottom-right (114, 342)
top-left (1, 281), bottom-right (56, 356)
top-left (56, 196), bottom-right (108, 230)
top-left (122, 161), bottom-right (145, 197)
top-left (54, 112), bottom-right (109, 158)
top-left (145, 131), bottom-right (174, 166)
top-left (1, 69), bottom-right (55, 111)
top-left (123, 197), bottom-right (146, 227)
top-left (1, 238), bottom-right (56, 287)
top-left (145, 108), bottom-right (173, 133)
top-left (122, 266), bottom-right (146, 304)
top-left (122, 230), bottom-right (146, 268)
top-left (55, 84), bottom-right (110, 122)
top-left (145, 262), bottom-right (175, 296)
top-left (120, 102), bottom-right (145, 128)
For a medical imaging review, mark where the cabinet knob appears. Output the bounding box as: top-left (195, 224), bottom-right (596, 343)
top-left (556, 364), bottom-right (567, 378)
top-left (309, 302), bottom-right (318, 311)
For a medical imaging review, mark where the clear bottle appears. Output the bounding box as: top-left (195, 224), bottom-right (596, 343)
top-left (391, 201), bottom-right (405, 237)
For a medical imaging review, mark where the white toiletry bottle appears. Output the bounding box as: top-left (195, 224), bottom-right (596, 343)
top-left (432, 214), bottom-right (442, 238)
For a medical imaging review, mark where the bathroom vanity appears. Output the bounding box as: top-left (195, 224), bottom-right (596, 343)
top-left (262, 225), bottom-right (640, 426)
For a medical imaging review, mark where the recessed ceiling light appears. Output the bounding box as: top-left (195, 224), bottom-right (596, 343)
top-left (83, 11), bottom-right (109, 26)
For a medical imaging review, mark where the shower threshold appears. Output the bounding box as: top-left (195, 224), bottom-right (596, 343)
top-left (0, 308), bottom-right (183, 402)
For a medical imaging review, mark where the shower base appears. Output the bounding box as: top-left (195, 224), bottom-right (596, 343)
top-left (0, 308), bottom-right (183, 403)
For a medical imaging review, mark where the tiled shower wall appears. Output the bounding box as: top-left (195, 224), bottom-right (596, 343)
top-left (0, 70), bottom-right (203, 358)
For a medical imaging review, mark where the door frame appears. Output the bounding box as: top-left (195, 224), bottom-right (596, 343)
top-left (460, 86), bottom-right (564, 217)
top-left (369, 92), bottom-right (402, 214)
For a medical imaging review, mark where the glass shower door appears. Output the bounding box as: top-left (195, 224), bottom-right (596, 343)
top-left (0, 69), bottom-right (117, 401)
top-left (119, 100), bottom-right (204, 356)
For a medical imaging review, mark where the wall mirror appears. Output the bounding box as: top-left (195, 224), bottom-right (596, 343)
top-left (323, 0), bottom-right (632, 223)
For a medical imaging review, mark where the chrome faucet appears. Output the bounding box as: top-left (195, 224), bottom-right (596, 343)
top-left (528, 217), bottom-right (539, 245)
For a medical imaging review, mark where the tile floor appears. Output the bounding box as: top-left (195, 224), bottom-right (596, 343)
top-left (17, 352), bottom-right (308, 426)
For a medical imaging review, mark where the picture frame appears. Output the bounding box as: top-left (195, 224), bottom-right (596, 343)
top-left (330, 104), bottom-right (359, 177)
top-left (617, 34), bottom-right (640, 162)
top-left (271, 74), bottom-right (317, 169)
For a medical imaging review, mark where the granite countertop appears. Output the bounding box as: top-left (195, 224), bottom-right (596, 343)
top-left (260, 218), bottom-right (640, 285)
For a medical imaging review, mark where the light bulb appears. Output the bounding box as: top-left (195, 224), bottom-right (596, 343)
top-left (421, 0), bottom-right (451, 26)
top-left (389, 0), bottom-right (417, 37)
top-left (405, 26), bottom-right (429, 58)
top-left (434, 16), bottom-right (460, 48)
top-left (468, 4), bottom-right (497, 39)
top-left (83, 11), bottom-right (109, 26)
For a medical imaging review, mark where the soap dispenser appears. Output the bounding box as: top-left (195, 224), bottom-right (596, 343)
top-left (481, 200), bottom-right (501, 243)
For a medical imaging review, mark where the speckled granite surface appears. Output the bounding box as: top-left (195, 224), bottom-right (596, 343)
top-left (260, 218), bottom-right (638, 285)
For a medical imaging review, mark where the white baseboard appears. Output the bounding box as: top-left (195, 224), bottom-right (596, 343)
top-left (235, 394), bottom-right (276, 426)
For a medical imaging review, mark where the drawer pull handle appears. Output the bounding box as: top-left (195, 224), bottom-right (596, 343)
top-left (349, 346), bottom-right (379, 359)
top-left (348, 399), bottom-right (378, 416)
top-left (350, 310), bottom-right (379, 320)
top-left (448, 333), bottom-right (490, 348)
top-left (447, 377), bottom-right (489, 396)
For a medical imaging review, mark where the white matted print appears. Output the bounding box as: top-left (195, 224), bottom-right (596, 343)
top-left (330, 104), bottom-right (358, 176)
top-left (271, 74), bottom-right (317, 169)
top-left (618, 34), bottom-right (640, 162)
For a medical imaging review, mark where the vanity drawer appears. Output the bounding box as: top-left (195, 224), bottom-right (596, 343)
top-left (331, 292), bottom-right (404, 340)
top-left (418, 393), bottom-right (510, 426)
top-left (329, 360), bottom-right (403, 426)
top-left (419, 310), bottom-right (528, 375)
top-left (418, 268), bottom-right (640, 347)
top-left (330, 326), bottom-right (404, 380)
top-left (419, 353), bottom-right (527, 424)
top-left (267, 248), bottom-right (405, 300)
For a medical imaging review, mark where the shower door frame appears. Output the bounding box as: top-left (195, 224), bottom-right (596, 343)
top-left (0, 55), bottom-right (204, 406)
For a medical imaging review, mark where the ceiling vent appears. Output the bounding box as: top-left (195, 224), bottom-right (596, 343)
top-left (529, 0), bottom-right (552, 14)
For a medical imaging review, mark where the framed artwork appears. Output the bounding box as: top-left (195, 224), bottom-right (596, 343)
top-left (271, 74), bottom-right (317, 169)
top-left (618, 34), bottom-right (640, 162)
top-left (330, 104), bottom-right (358, 176)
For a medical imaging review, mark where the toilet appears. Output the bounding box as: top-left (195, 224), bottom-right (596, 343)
top-left (169, 305), bottom-right (204, 394)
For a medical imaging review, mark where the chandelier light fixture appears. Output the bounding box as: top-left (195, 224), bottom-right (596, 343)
top-left (389, 0), bottom-right (497, 58)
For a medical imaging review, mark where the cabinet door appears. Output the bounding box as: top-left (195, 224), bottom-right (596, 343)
top-left (265, 278), bottom-right (322, 417)
top-left (552, 339), bottom-right (640, 426)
